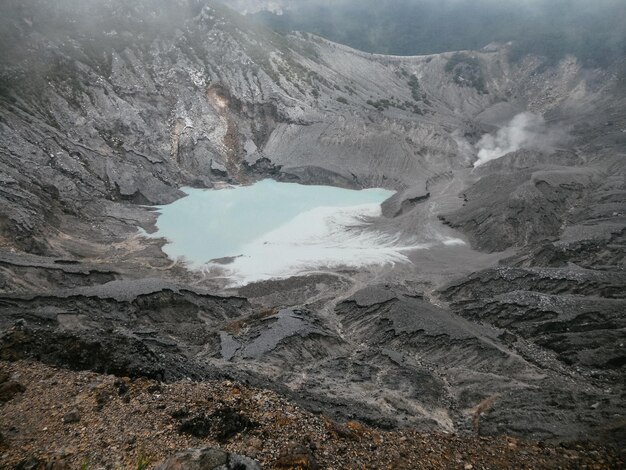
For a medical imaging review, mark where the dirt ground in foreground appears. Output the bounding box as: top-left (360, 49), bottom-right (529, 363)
top-left (0, 361), bottom-right (623, 469)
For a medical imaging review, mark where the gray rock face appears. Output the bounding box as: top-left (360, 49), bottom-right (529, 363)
top-left (440, 150), bottom-right (605, 252)
top-left (155, 448), bottom-right (261, 470)
top-left (62, 409), bottom-right (81, 424)
top-left (1, 0), bottom-right (621, 255)
top-left (0, 0), bottom-right (624, 448)
top-left (0, 280), bottom-right (253, 381)
top-left (381, 183), bottom-right (430, 218)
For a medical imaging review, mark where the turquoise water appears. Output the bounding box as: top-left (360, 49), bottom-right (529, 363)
top-left (150, 179), bottom-right (395, 271)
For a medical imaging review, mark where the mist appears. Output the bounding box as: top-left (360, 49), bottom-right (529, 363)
top-left (241, 0), bottom-right (626, 65)
top-left (473, 112), bottom-right (568, 167)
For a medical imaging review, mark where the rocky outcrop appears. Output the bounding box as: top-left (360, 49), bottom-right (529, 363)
top-left (381, 183), bottom-right (430, 218)
top-left (440, 151), bottom-right (595, 252)
top-left (0, 280), bottom-right (253, 380)
top-left (437, 149), bottom-right (625, 443)
top-left (0, 369), bottom-right (25, 403)
top-left (155, 448), bottom-right (261, 470)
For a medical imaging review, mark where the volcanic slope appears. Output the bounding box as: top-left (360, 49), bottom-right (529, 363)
top-left (0, 0), bottom-right (624, 447)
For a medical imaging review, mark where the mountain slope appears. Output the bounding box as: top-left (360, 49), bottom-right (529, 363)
top-left (0, 0), bottom-right (624, 448)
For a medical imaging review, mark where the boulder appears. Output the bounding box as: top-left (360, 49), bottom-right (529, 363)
top-left (155, 448), bottom-right (261, 470)
top-left (0, 380), bottom-right (25, 403)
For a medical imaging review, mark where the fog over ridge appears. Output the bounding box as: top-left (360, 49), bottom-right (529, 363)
top-left (233, 0), bottom-right (626, 64)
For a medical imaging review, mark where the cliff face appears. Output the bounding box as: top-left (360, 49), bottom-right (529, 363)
top-left (0, 0), bottom-right (625, 446)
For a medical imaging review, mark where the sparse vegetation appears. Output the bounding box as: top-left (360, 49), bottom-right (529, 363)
top-left (366, 99), bottom-right (390, 111)
top-left (472, 395), bottom-right (500, 432)
top-left (407, 74), bottom-right (428, 102)
top-left (445, 53), bottom-right (488, 94)
top-left (367, 98), bottom-right (423, 114)
top-left (136, 449), bottom-right (150, 470)
top-left (225, 308), bottom-right (278, 335)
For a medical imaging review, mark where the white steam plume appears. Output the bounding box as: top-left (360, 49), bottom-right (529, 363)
top-left (474, 112), bottom-right (566, 167)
